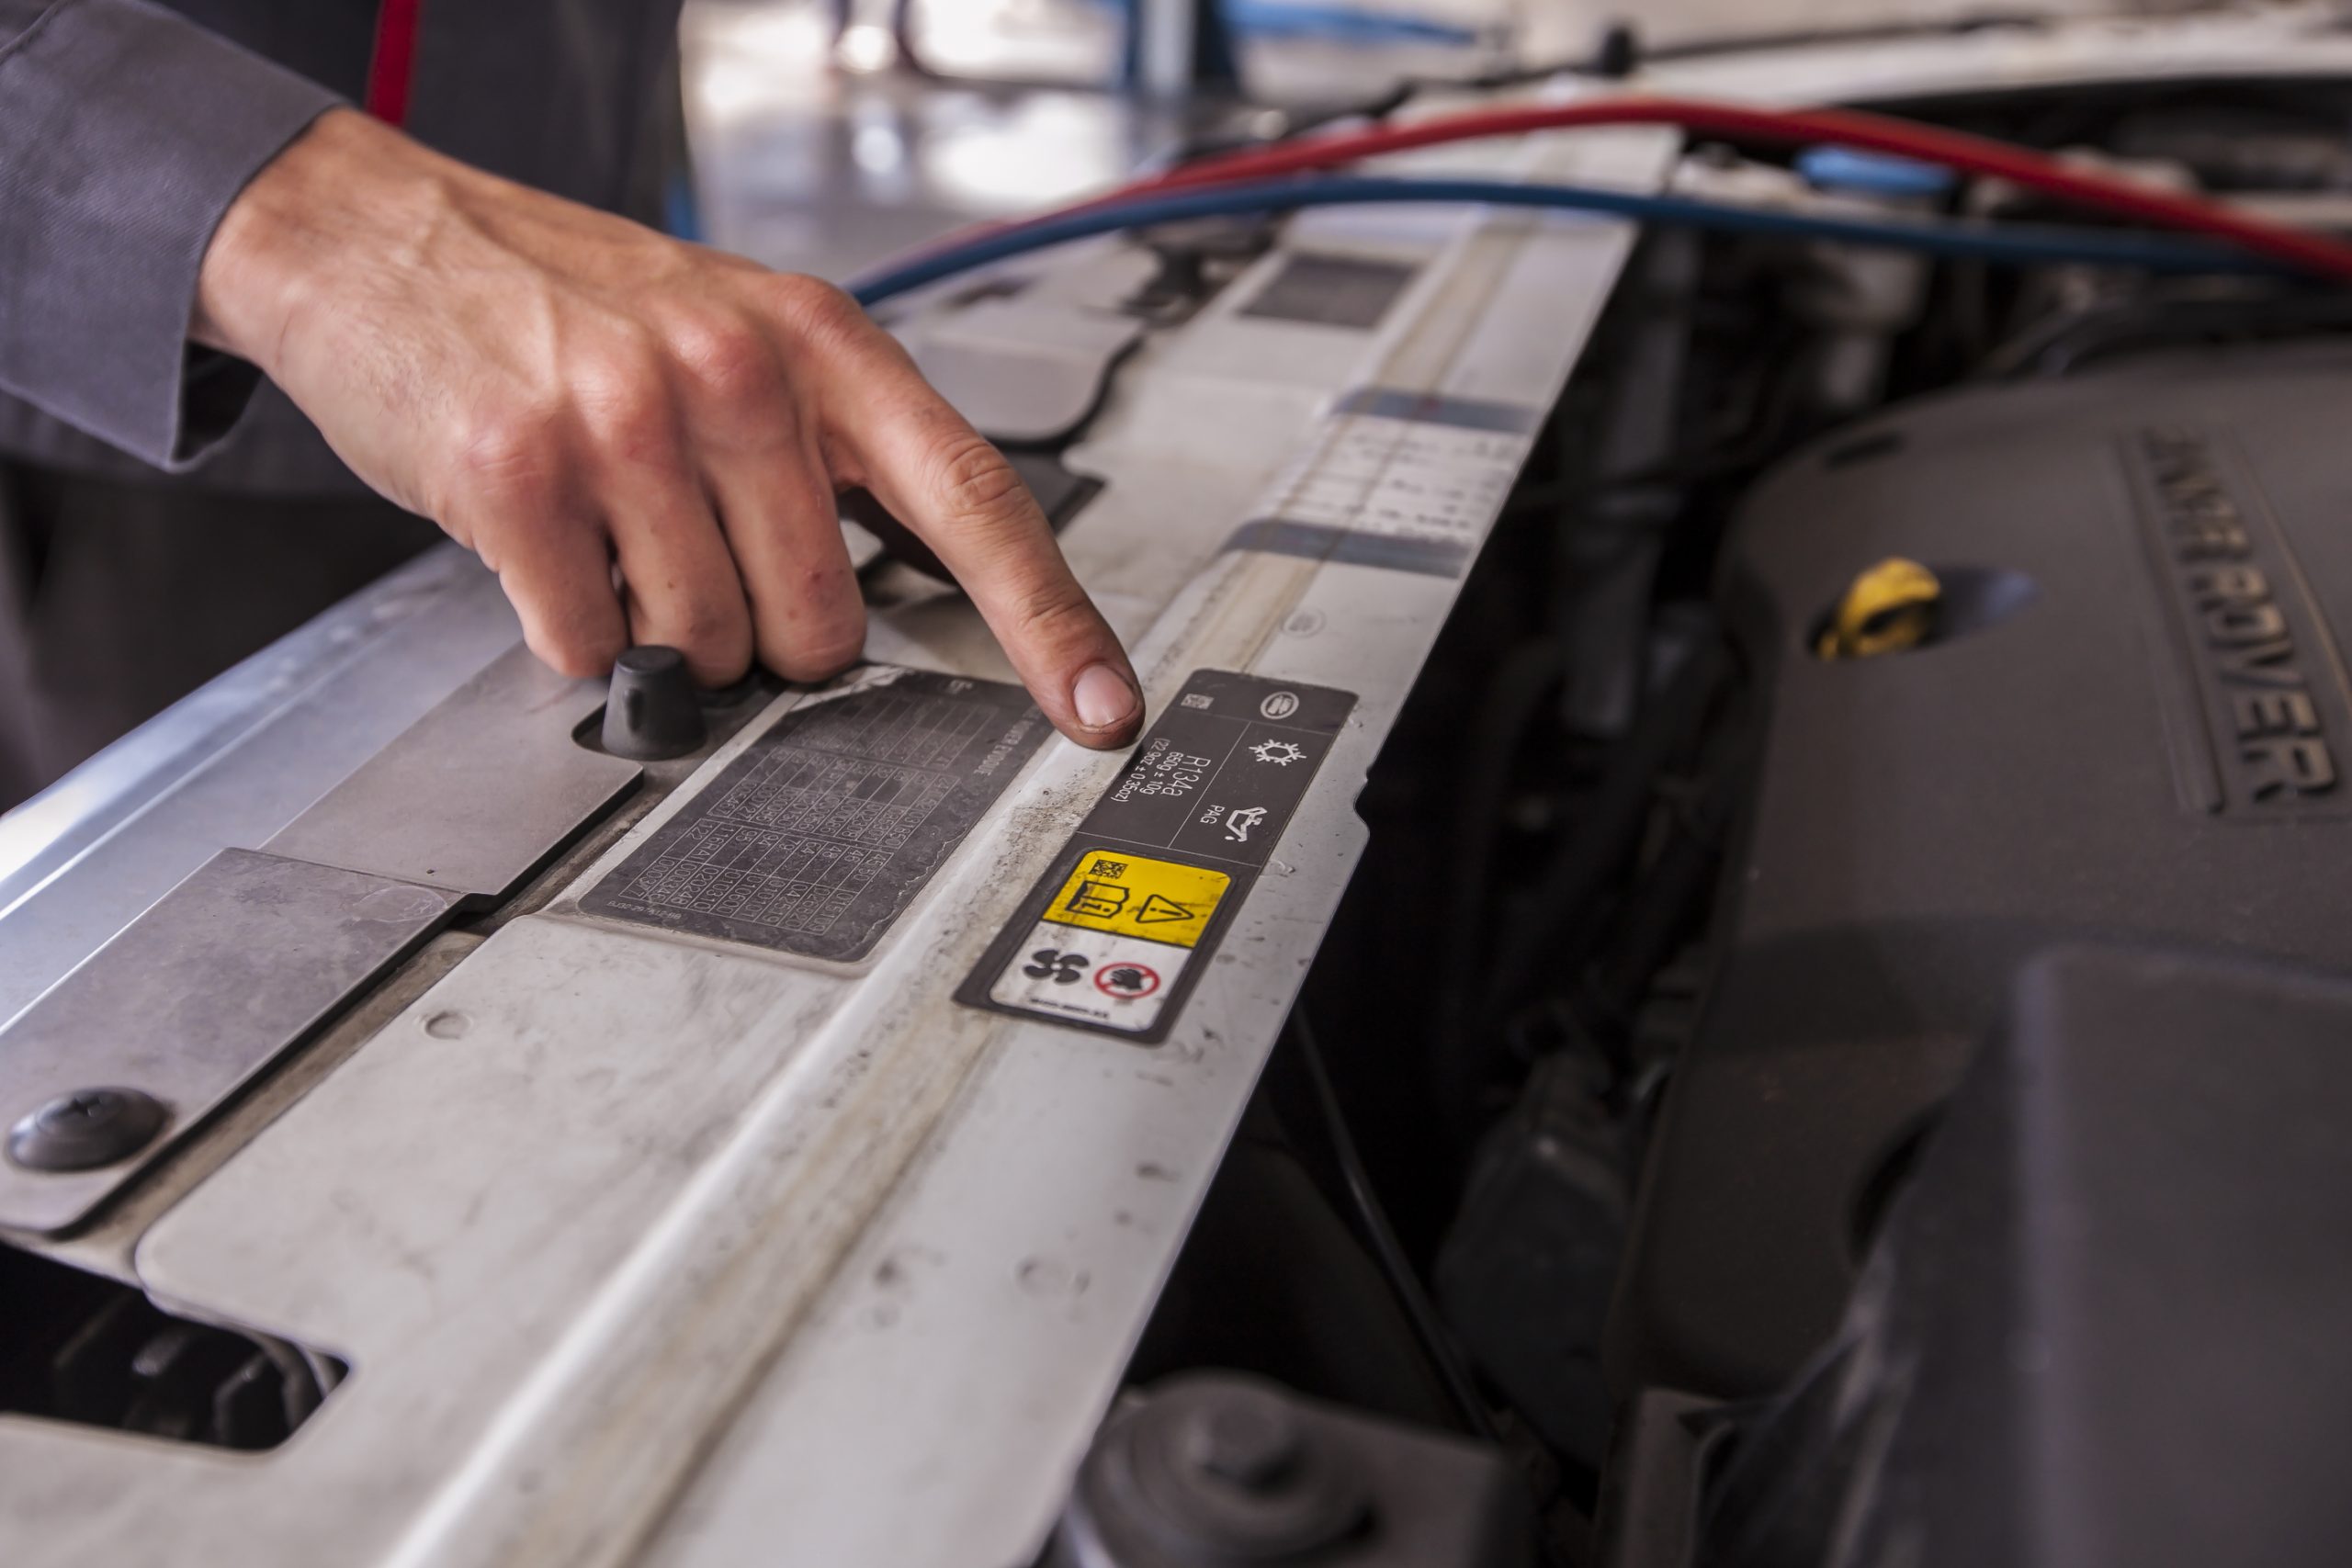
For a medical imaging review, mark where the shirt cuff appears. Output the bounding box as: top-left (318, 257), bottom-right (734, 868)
top-left (0, 0), bottom-right (342, 471)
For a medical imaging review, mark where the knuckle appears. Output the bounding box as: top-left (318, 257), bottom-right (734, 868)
top-left (638, 580), bottom-right (743, 660)
top-left (453, 409), bottom-right (560, 507)
top-left (675, 598), bottom-right (745, 660)
top-left (768, 274), bottom-right (869, 349)
top-left (670, 311), bottom-right (786, 410)
top-left (475, 504), bottom-right (584, 575)
top-left (1012, 577), bottom-right (1102, 650)
top-left (765, 565), bottom-right (867, 681)
top-left (580, 370), bottom-right (678, 470)
top-left (933, 434), bottom-right (1032, 533)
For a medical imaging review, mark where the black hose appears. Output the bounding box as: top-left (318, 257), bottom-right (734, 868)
top-left (1434, 639), bottom-right (1572, 1093)
top-left (1291, 1009), bottom-right (1500, 1446)
top-left (1472, 637), bottom-right (1732, 1052)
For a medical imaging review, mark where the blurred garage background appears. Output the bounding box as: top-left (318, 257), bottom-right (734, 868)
top-left (677, 0), bottom-right (2223, 280)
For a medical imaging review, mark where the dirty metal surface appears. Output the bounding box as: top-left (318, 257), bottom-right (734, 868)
top-left (0, 547), bottom-right (515, 1023)
top-left (264, 645), bottom-right (640, 904)
top-left (0, 850), bottom-right (462, 1235)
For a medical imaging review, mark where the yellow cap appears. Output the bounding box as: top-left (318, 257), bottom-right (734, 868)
top-left (1815, 557), bottom-right (1941, 660)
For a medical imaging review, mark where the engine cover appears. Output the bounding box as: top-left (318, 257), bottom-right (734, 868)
top-left (1611, 341), bottom-right (2352, 1399)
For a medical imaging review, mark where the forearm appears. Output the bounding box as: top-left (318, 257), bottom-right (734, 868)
top-left (0, 0), bottom-right (338, 468)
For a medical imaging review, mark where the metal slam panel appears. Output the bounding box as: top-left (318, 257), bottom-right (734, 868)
top-left (0, 850), bottom-right (462, 1235)
top-left (266, 644), bottom-right (641, 902)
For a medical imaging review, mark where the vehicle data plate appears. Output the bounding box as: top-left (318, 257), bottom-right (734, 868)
top-left (961, 670), bottom-right (1356, 1043)
top-left (581, 671), bottom-right (1048, 962)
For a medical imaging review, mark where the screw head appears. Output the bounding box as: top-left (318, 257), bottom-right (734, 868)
top-left (1181, 1393), bottom-right (1306, 1491)
top-left (7, 1088), bottom-right (168, 1172)
top-left (1113, 1380), bottom-right (1368, 1559)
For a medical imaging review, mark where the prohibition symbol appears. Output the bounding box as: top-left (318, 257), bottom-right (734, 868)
top-left (1095, 962), bottom-right (1162, 1000)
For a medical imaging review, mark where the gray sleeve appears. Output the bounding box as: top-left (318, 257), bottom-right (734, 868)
top-left (0, 0), bottom-right (343, 471)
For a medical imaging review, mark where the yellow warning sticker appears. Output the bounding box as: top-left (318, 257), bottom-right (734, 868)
top-left (1042, 849), bottom-right (1231, 950)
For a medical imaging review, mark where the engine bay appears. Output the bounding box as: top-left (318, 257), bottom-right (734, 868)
top-left (1110, 51), bottom-right (2352, 1565)
top-left (10, 11), bottom-right (2352, 1566)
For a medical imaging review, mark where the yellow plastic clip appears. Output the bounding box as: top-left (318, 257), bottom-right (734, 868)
top-left (1815, 557), bottom-right (1941, 660)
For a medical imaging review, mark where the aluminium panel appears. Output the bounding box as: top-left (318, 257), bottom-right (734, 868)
top-left (264, 644), bottom-right (640, 902)
top-left (0, 849), bottom-right (461, 1234)
top-left (0, 547), bottom-right (515, 1023)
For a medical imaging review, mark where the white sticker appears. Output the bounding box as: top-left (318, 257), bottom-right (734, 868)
top-left (1253, 411), bottom-right (1533, 549)
top-left (988, 922), bottom-right (1197, 1035)
top-left (1227, 389), bottom-right (1542, 577)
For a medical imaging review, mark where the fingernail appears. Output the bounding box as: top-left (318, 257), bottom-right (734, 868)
top-left (1071, 662), bottom-right (1138, 731)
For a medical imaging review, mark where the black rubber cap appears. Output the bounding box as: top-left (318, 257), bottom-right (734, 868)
top-left (602, 646), bottom-right (707, 761)
top-left (8, 1088), bottom-right (169, 1172)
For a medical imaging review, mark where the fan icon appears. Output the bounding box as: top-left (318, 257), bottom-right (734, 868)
top-left (1250, 739), bottom-right (1306, 766)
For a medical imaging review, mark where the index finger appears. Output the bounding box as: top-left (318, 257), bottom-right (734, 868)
top-left (814, 325), bottom-right (1144, 750)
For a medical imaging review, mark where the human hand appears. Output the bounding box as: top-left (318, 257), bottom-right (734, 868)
top-left (194, 108), bottom-right (1143, 748)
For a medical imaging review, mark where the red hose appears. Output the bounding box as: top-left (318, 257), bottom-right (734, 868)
top-left (364, 0), bottom-right (425, 128)
top-left (1119, 97), bottom-right (2352, 283)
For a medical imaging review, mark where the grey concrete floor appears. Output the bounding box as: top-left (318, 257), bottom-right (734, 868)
top-left (680, 0), bottom-right (1486, 282)
top-left (679, 0), bottom-right (2242, 283)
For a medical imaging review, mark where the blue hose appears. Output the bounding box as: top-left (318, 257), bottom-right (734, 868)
top-left (1219, 2), bottom-right (1480, 45)
top-left (848, 175), bottom-right (2264, 307)
top-left (1097, 0), bottom-right (1478, 50)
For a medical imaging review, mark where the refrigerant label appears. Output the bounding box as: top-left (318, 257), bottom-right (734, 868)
top-left (963, 669), bottom-right (1355, 1042)
top-left (1226, 387), bottom-right (1541, 578)
top-left (581, 671), bottom-right (1048, 962)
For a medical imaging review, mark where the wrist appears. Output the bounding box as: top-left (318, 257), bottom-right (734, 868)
top-left (192, 107), bottom-right (442, 371)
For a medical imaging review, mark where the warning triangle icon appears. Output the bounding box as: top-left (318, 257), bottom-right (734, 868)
top-left (1135, 894), bottom-right (1195, 924)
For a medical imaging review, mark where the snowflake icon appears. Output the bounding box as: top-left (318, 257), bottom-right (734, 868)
top-left (1250, 739), bottom-right (1306, 766)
